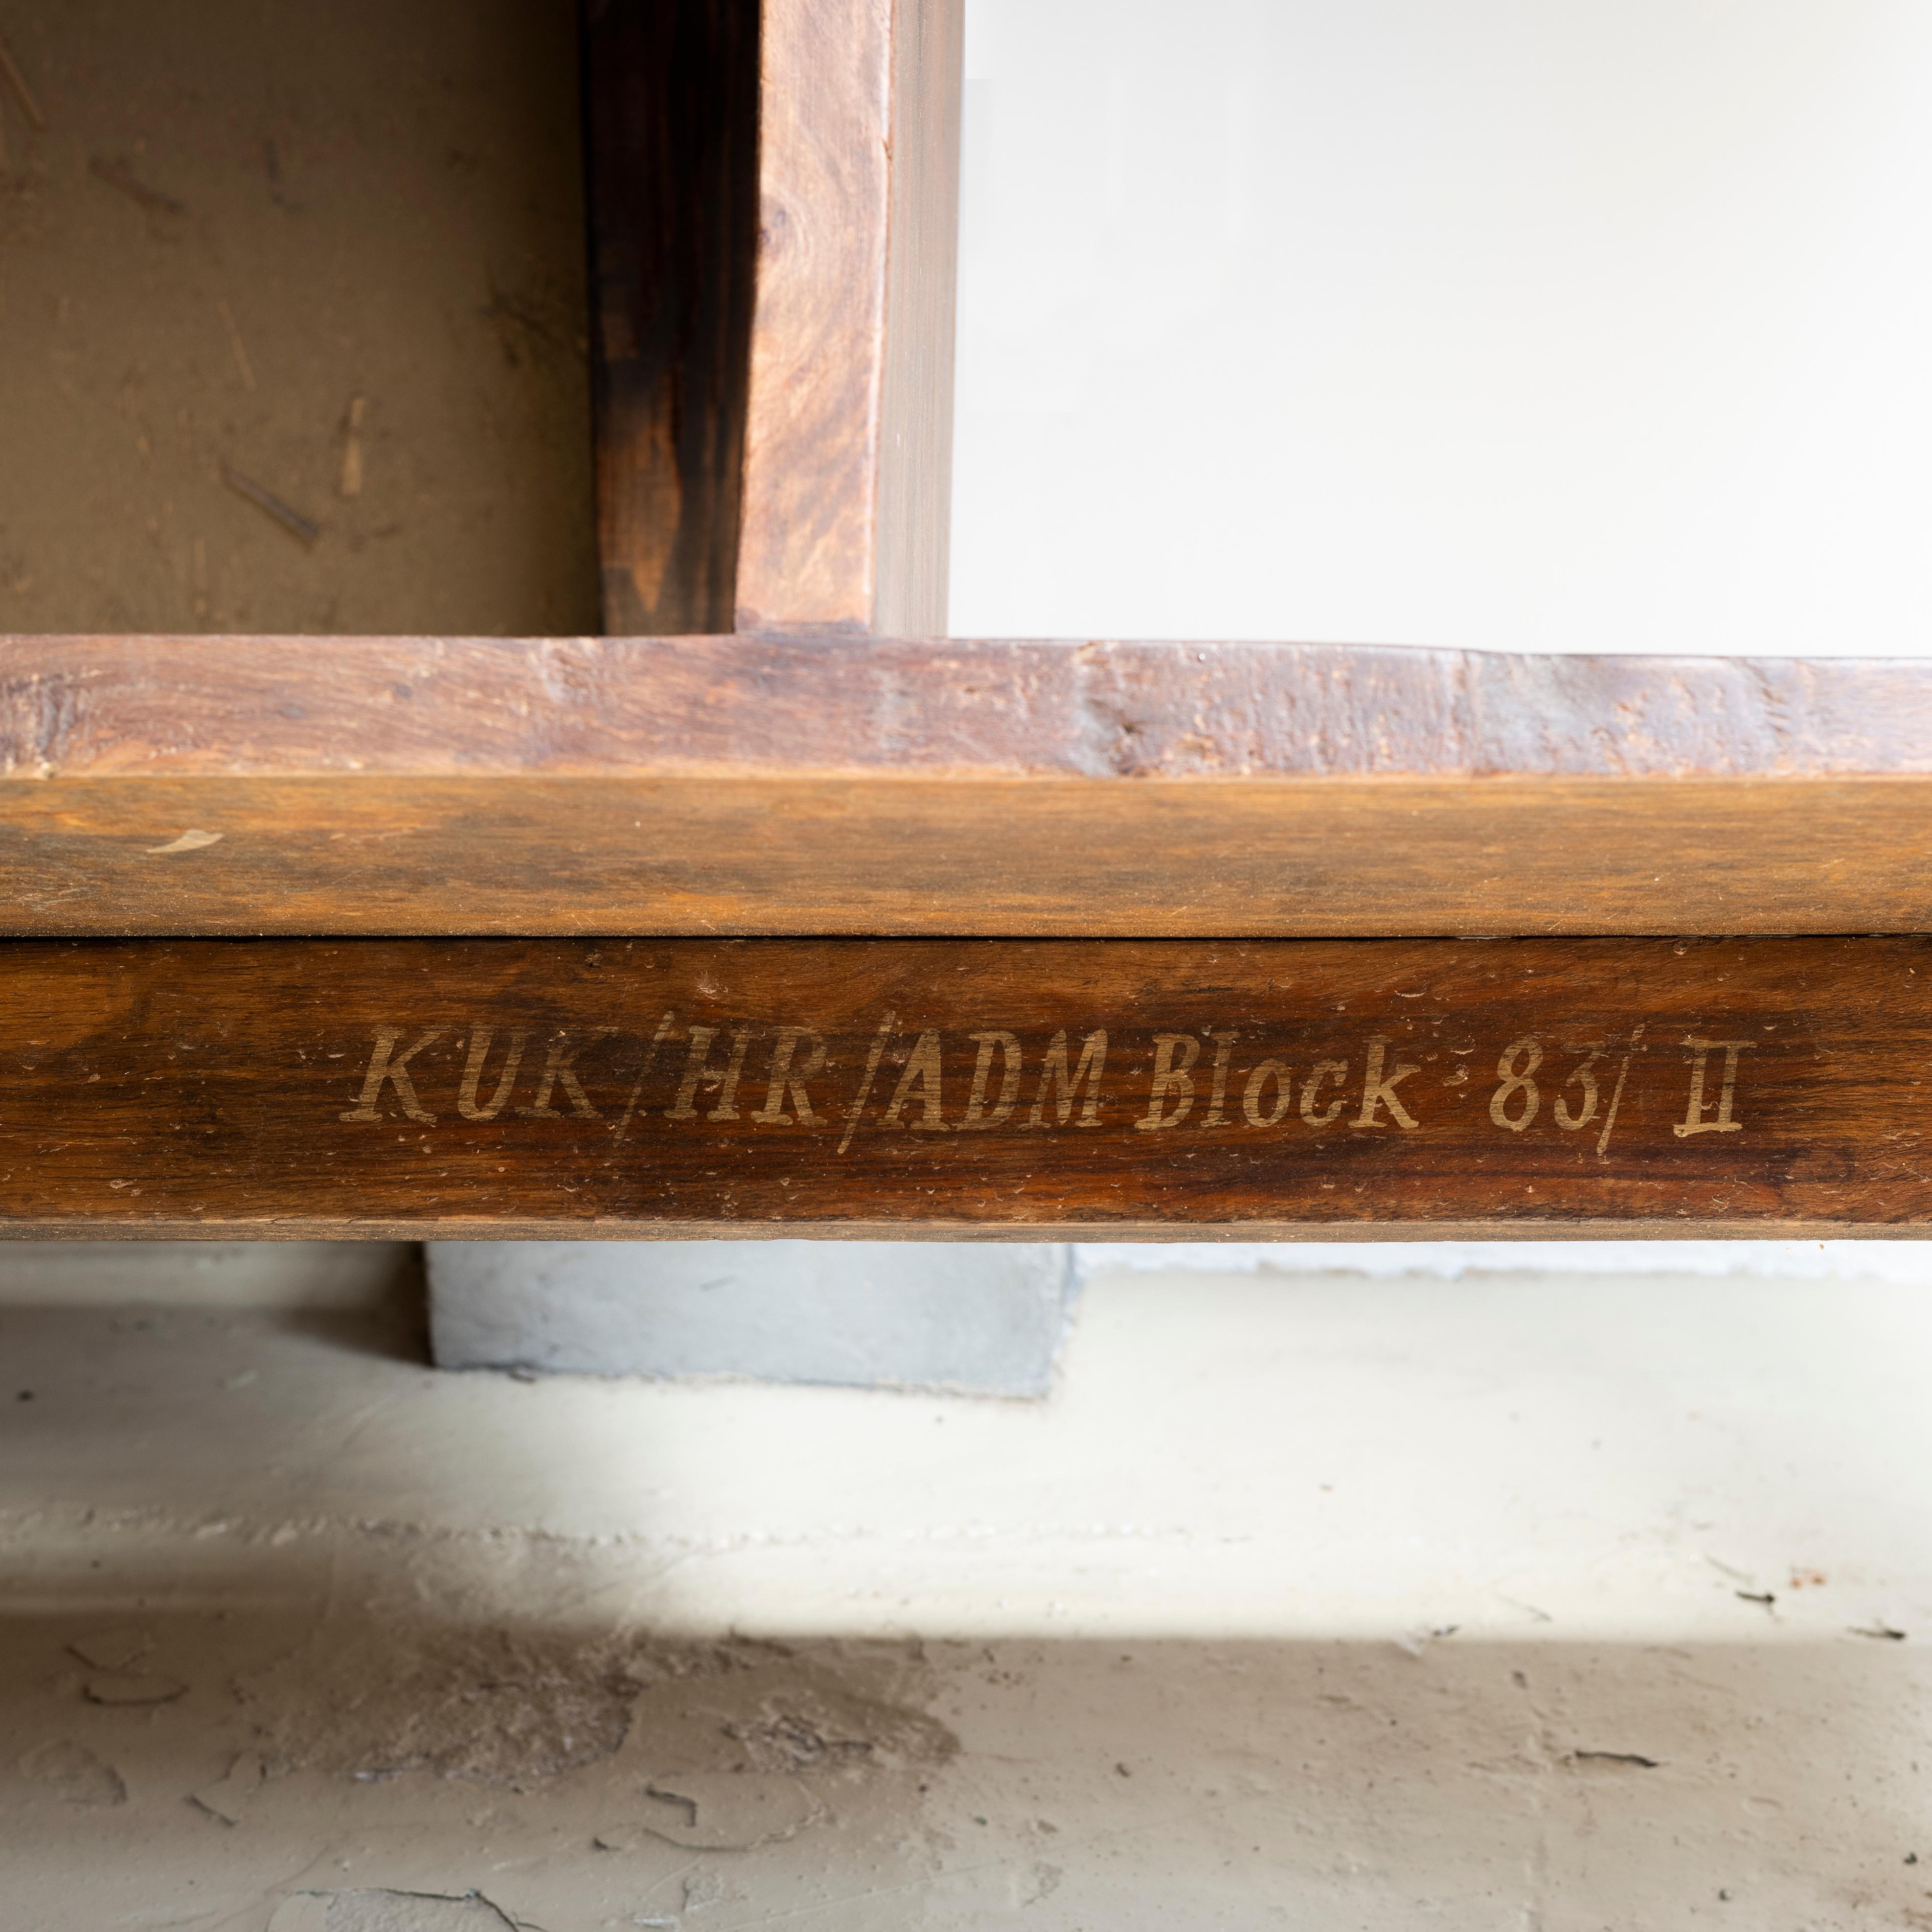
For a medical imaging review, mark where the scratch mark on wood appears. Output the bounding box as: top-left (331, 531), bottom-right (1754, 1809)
top-left (144, 829), bottom-right (223, 855)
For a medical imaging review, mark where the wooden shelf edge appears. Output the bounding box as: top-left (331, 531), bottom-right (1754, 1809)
top-left (3, 634), bottom-right (1931, 779)
top-left (3, 638), bottom-right (1929, 934)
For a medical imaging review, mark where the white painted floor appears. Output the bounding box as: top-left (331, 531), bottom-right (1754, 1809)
top-left (4, 1246), bottom-right (1930, 1928)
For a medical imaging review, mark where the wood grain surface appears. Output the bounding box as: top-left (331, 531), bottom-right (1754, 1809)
top-left (734, 0), bottom-right (960, 633)
top-left (2, 934), bottom-right (1925, 1237)
top-left (5, 773), bottom-right (1932, 938)
top-left (587, 0), bottom-right (761, 636)
top-left (2, 635), bottom-right (1931, 935)
top-left (10, 635), bottom-right (1926, 779)
top-left (873, 0), bottom-right (963, 636)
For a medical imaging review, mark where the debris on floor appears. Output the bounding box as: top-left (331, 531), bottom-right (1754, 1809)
top-left (4, 1263), bottom-right (1932, 1927)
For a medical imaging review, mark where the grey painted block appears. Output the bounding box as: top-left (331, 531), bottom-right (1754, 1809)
top-left (427, 1242), bottom-right (1077, 1396)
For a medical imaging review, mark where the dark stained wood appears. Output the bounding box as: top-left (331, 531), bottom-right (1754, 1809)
top-left (1, 934), bottom-right (1925, 1237)
top-left (733, 0), bottom-right (962, 633)
top-left (586, 0), bottom-right (761, 635)
top-left (2, 635), bottom-right (1931, 936)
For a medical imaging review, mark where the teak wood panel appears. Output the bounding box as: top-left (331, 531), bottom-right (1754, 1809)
top-left (733, 0), bottom-right (962, 634)
top-left (3, 635), bottom-right (1932, 935)
top-left (2, 935), bottom-right (1924, 1238)
top-left (8, 773), bottom-right (1932, 938)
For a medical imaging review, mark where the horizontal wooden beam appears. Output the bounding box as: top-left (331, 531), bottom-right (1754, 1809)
top-left (1, 636), bottom-right (1930, 936)
top-left (2, 934), bottom-right (1923, 1236)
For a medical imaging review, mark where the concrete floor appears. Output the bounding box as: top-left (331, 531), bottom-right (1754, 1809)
top-left (4, 1249), bottom-right (1931, 1929)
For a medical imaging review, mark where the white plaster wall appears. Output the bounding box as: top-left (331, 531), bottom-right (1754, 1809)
top-left (1075, 1241), bottom-right (1932, 1284)
top-left (952, 0), bottom-right (1932, 656)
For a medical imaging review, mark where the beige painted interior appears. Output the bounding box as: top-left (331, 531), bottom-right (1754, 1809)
top-left (0, 0), bottom-right (598, 637)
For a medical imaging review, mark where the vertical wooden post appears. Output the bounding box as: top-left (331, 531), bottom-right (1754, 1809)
top-left (732, 0), bottom-right (964, 636)
top-left (875, 0), bottom-right (967, 636)
top-left (587, 0), bottom-right (963, 637)
top-left (585, 0), bottom-right (762, 637)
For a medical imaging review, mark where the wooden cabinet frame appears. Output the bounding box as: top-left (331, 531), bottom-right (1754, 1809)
top-left (4, 0), bottom-right (1928, 1239)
